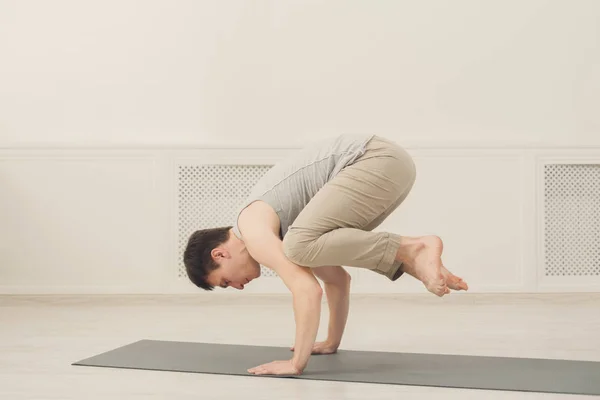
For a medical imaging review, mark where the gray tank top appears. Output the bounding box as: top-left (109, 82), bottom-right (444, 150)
top-left (232, 133), bottom-right (374, 239)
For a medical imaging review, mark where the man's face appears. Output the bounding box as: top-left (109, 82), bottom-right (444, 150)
top-left (207, 251), bottom-right (261, 290)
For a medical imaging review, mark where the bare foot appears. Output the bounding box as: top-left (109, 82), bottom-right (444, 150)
top-left (441, 266), bottom-right (469, 291)
top-left (397, 235), bottom-right (449, 297)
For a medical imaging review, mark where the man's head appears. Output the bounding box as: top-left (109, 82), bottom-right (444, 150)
top-left (183, 226), bottom-right (261, 291)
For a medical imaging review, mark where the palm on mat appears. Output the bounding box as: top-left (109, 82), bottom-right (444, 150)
top-left (247, 359), bottom-right (301, 375)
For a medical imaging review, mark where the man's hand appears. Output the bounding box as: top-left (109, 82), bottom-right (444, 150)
top-left (248, 359), bottom-right (301, 376)
top-left (291, 340), bottom-right (338, 355)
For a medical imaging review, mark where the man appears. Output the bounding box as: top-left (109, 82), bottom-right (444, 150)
top-left (183, 133), bottom-right (468, 376)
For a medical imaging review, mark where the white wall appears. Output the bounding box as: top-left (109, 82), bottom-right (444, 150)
top-left (1, 0), bottom-right (599, 147)
top-left (1, 1), bottom-right (599, 294)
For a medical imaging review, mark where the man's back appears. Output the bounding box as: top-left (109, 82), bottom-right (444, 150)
top-left (232, 133), bottom-right (374, 239)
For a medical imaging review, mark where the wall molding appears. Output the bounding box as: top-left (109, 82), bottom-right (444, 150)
top-left (1, 145), bottom-right (599, 294)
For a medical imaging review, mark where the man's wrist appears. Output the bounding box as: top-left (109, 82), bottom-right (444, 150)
top-left (290, 356), bottom-right (306, 373)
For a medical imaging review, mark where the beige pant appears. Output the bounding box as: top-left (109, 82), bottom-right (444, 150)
top-left (282, 135), bottom-right (417, 280)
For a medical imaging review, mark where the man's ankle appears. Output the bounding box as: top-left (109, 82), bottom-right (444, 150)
top-left (394, 236), bottom-right (424, 264)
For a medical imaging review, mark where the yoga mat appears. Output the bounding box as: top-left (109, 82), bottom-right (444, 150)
top-left (73, 339), bottom-right (600, 396)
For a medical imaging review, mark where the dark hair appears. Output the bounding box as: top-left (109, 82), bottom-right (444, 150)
top-left (183, 226), bottom-right (232, 291)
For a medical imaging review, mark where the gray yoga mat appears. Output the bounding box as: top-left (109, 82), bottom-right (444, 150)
top-left (73, 339), bottom-right (600, 396)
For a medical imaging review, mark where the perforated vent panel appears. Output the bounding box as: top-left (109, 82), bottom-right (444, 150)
top-left (177, 164), bottom-right (277, 279)
top-left (544, 164), bottom-right (600, 276)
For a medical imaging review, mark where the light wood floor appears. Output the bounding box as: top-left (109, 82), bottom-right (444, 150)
top-left (2, 293), bottom-right (600, 399)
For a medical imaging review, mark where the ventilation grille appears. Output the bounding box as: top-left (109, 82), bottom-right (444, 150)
top-left (177, 164), bottom-right (277, 279)
top-left (544, 164), bottom-right (600, 276)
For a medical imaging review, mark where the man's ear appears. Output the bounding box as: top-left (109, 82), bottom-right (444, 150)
top-left (211, 248), bottom-right (229, 261)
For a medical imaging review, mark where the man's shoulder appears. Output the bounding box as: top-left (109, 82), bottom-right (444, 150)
top-left (237, 200), bottom-right (281, 239)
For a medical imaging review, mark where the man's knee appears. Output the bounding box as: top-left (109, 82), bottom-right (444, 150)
top-left (393, 155), bottom-right (416, 198)
top-left (282, 230), bottom-right (302, 264)
top-left (282, 228), bottom-right (315, 266)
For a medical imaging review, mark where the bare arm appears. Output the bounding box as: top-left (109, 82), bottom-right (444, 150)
top-left (238, 203), bottom-right (322, 372)
top-left (313, 266), bottom-right (351, 349)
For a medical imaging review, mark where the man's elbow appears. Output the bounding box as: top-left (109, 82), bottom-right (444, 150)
top-left (293, 281), bottom-right (323, 300)
top-left (309, 284), bottom-right (324, 299)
